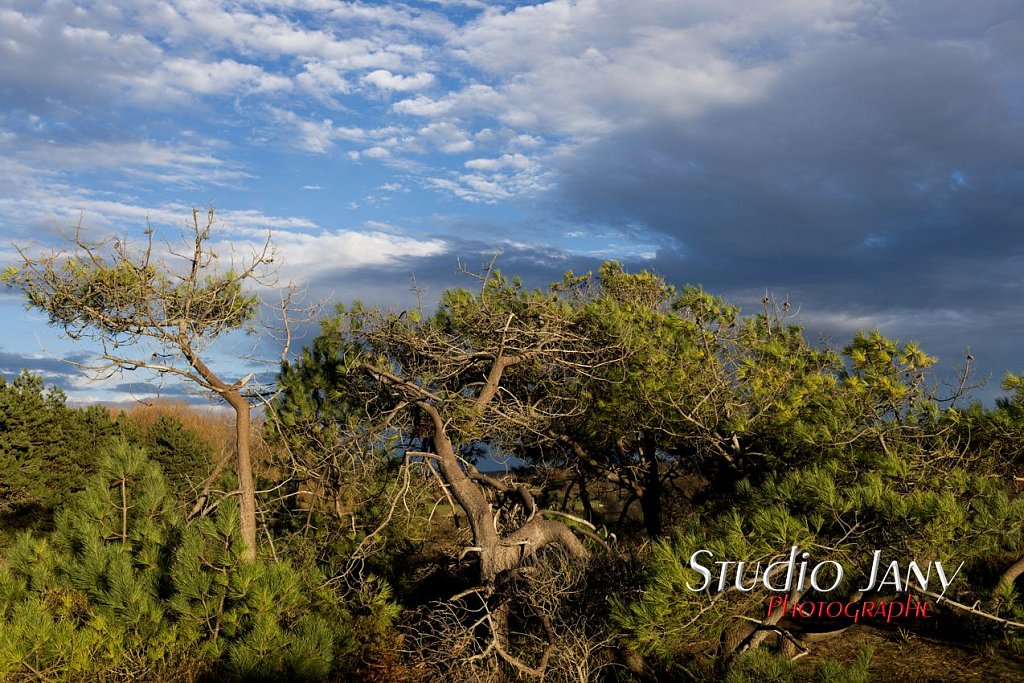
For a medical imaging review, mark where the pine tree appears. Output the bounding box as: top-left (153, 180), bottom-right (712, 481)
top-left (0, 371), bottom-right (128, 534)
top-left (0, 442), bottom-right (387, 681)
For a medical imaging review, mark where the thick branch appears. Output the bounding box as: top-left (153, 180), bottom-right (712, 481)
top-left (357, 362), bottom-right (443, 403)
top-left (466, 466), bottom-right (537, 522)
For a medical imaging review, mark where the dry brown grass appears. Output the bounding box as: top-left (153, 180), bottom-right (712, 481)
top-left (111, 400), bottom-right (235, 460)
top-left (110, 399), bottom-right (283, 507)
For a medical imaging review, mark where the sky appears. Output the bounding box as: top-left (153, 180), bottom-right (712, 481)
top-left (0, 0), bottom-right (1021, 406)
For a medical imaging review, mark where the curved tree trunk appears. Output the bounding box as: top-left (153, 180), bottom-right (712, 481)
top-left (996, 555), bottom-right (1024, 596)
top-left (410, 397), bottom-right (591, 586)
top-left (180, 349), bottom-right (258, 562)
top-left (357, 344), bottom-right (597, 676)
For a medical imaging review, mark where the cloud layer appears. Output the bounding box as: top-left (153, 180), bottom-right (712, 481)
top-left (1, 1), bottom-right (1022, 402)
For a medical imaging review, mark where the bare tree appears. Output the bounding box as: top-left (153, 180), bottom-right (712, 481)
top-left (3, 208), bottom-right (302, 561)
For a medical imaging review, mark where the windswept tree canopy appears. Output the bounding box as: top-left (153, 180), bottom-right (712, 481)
top-left (2, 208), bottom-right (272, 391)
top-left (3, 208), bottom-right (305, 561)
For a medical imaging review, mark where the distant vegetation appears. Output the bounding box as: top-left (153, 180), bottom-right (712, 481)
top-left (1, 219), bottom-right (1022, 681)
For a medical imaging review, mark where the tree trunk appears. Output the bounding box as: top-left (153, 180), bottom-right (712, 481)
top-left (640, 432), bottom-right (662, 538)
top-left (177, 349), bottom-right (258, 561)
top-left (996, 555), bottom-right (1024, 596)
top-left (419, 402), bottom-right (589, 584)
top-left (227, 391), bottom-right (257, 562)
top-left (359, 359), bottom-right (594, 676)
top-left (578, 472), bottom-right (594, 521)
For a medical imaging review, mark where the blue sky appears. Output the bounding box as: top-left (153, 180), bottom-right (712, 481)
top-left (0, 0), bottom-right (1022, 405)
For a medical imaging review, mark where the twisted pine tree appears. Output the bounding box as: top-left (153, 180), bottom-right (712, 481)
top-left (3, 209), bottom-right (308, 561)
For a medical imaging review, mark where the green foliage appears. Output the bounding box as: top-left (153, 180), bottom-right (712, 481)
top-left (0, 443), bottom-right (192, 679)
top-left (998, 371), bottom-right (1024, 421)
top-left (142, 415), bottom-right (215, 496)
top-left (723, 649), bottom-right (800, 683)
top-left (3, 239), bottom-right (259, 343)
top-left (616, 439), bottom-right (1024, 670)
top-left (0, 371), bottom-right (129, 534)
top-left (540, 264), bottom-right (844, 534)
top-left (0, 371), bottom-right (223, 536)
top-left (7, 259), bottom-right (1024, 680)
top-left (0, 443), bottom-right (397, 681)
top-left (813, 645), bottom-right (874, 683)
top-left (840, 330), bottom-right (937, 422)
top-left (724, 646), bottom-right (873, 683)
top-left (951, 371), bottom-right (1024, 471)
top-left (169, 498), bottom-right (350, 680)
top-left (4, 209), bottom-right (287, 562)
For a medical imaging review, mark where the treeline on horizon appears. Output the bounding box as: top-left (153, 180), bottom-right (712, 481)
top-left (1, 259), bottom-right (1023, 682)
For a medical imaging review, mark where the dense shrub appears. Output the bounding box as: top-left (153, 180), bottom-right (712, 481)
top-left (0, 374), bottom-right (229, 536)
top-left (0, 371), bottom-right (126, 533)
top-left (614, 411), bottom-right (1024, 677)
top-left (0, 443), bottom-right (399, 681)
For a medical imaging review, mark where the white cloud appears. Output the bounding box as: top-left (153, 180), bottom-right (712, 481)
top-left (293, 117), bottom-right (348, 153)
top-left (142, 0), bottom-right (452, 69)
top-left (0, 0), bottom-right (456, 115)
top-left (295, 60), bottom-right (352, 102)
top-left (416, 121), bottom-right (474, 154)
top-left (0, 0), bottom-right (928, 213)
top-left (403, 0), bottom-right (887, 142)
top-left (425, 163), bottom-right (552, 204)
top-left (272, 108), bottom-right (405, 153)
top-left (429, 0), bottom-right (488, 6)
top-left (374, 0), bottom-right (892, 202)
top-left (464, 153), bottom-right (532, 171)
top-left (0, 136), bottom-right (252, 190)
top-left (393, 83), bottom-right (505, 118)
top-left (393, 94), bottom-right (453, 117)
top-left (509, 133), bottom-right (544, 149)
top-left (0, 179), bottom-right (318, 241)
top-left (158, 58), bottom-right (293, 97)
top-left (363, 146), bottom-right (391, 159)
top-left (362, 69), bottom-right (436, 92)
top-left (223, 228), bottom-right (448, 276)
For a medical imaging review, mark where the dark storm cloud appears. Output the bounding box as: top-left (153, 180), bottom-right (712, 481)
top-left (550, 10), bottom-right (1024, 401)
top-left (0, 349), bottom-right (89, 392)
top-left (108, 382), bottom-right (195, 400)
top-left (562, 41), bottom-right (1022, 271)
